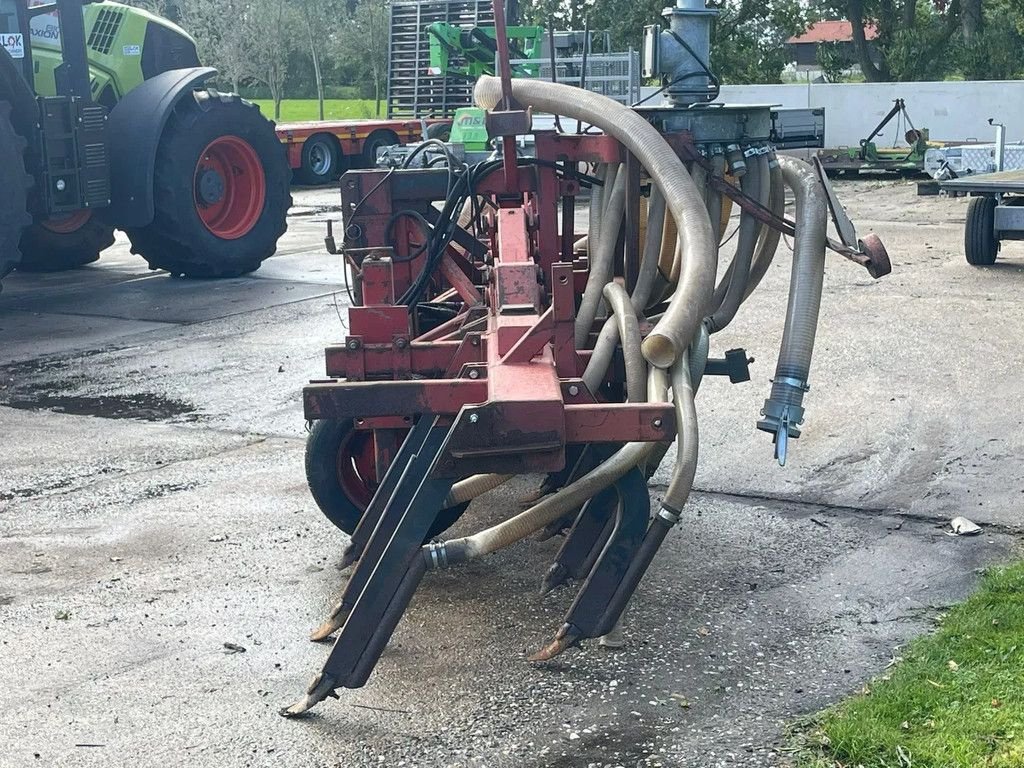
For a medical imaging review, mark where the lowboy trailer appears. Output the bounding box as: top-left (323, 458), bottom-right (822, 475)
top-left (277, 118), bottom-right (453, 186)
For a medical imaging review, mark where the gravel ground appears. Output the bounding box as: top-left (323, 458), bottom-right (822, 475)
top-left (0, 177), bottom-right (1021, 767)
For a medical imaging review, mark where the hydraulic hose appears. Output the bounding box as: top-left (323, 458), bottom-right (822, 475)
top-left (475, 76), bottom-right (717, 369)
top-left (756, 156), bottom-right (828, 466)
top-left (439, 367), bottom-right (670, 563)
top-left (706, 154), bottom-right (765, 333)
top-left (576, 169), bottom-right (626, 348)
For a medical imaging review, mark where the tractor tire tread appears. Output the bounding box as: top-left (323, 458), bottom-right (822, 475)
top-left (0, 100), bottom-right (33, 288)
top-left (126, 91), bottom-right (291, 278)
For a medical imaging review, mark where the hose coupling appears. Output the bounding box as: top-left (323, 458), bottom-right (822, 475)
top-left (657, 503), bottom-right (683, 527)
top-left (756, 400), bottom-right (806, 467)
top-left (725, 144), bottom-right (747, 177)
top-left (424, 541), bottom-right (450, 571)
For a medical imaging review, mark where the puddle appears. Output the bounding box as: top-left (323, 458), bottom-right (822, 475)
top-left (4, 392), bottom-right (200, 422)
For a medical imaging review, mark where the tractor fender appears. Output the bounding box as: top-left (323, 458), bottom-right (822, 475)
top-left (103, 66), bottom-right (216, 228)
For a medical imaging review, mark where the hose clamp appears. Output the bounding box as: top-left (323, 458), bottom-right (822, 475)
top-left (658, 504), bottom-right (682, 526)
top-left (426, 542), bottom-right (449, 570)
top-left (771, 375), bottom-right (810, 393)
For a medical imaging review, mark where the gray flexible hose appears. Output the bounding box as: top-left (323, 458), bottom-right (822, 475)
top-left (705, 154), bottom-right (726, 249)
top-left (602, 282), bottom-right (646, 402)
top-left (474, 76), bottom-right (717, 370)
top-left (661, 352), bottom-right (699, 514)
top-left (442, 368), bottom-right (669, 562)
top-left (707, 154), bottom-right (764, 332)
top-left (576, 169), bottom-right (625, 348)
top-left (583, 189), bottom-right (667, 394)
top-left (743, 155), bottom-right (784, 301)
top-left (757, 156), bottom-right (828, 463)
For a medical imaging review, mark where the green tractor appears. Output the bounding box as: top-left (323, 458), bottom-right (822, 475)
top-left (0, 0), bottom-right (290, 290)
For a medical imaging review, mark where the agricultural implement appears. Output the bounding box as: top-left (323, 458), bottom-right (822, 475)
top-left (284, 0), bottom-right (890, 716)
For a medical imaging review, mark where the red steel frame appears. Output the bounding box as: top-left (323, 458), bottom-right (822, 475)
top-left (304, 129), bottom-right (698, 479)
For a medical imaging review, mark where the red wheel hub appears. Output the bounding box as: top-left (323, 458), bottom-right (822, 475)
top-left (193, 136), bottom-right (265, 240)
top-left (335, 430), bottom-right (380, 509)
top-left (41, 210), bottom-right (92, 234)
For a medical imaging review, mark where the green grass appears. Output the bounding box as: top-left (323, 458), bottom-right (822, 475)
top-left (795, 562), bottom-right (1024, 767)
top-left (250, 99), bottom-right (383, 122)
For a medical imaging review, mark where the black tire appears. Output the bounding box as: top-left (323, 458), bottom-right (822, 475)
top-left (126, 89), bottom-right (291, 278)
top-left (305, 419), bottom-right (468, 539)
top-left (17, 215), bottom-right (115, 272)
top-left (360, 130), bottom-right (399, 168)
top-left (295, 133), bottom-right (344, 186)
top-left (426, 122), bottom-right (452, 142)
top-left (0, 100), bottom-right (32, 290)
top-left (965, 196), bottom-right (998, 266)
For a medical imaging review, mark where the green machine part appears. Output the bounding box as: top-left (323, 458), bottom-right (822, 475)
top-left (426, 21), bottom-right (544, 80)
top-left (448, 106), bottom-right (490, 152)
top-left (28, 1), bottom-right (199, 106)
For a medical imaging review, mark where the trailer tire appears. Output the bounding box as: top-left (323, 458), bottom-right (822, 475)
top-left (296, 133), bottom-right (344, 185)
top-left (18, 213), bottom-right (115, 272)
top-left (305, 419), bottom-right (468, 538)
top-left (126, 90), bottom-right (291, 278)
top-left (361, 130), bottom-right (399, 168)
top-left (426, 122), bottom-right (451, 142)
top-left (0, 100), bottom-right (32, 289)
top-left (965, 195), bottom-right (998, 266)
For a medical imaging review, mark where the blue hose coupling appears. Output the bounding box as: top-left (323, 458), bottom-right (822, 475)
top-left (757, 392), bottom-right (807, 467)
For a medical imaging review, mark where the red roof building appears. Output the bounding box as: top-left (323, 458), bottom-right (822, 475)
top-left (788, 21), bottom-right (880, 45)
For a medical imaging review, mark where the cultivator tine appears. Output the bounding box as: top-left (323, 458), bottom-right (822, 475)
top-left (531, 468), bottom-right (650, 661)
top-left (540, 488), bottom-right (616, 595)
top-left (284, 419), bottom-right (454, 716)
top-left (337, 417), bottom-right (437, 572)
top-left (309, 418), bottom-right (438, 641)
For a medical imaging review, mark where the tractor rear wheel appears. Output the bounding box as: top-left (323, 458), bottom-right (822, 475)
top-left (305, 419), bottom-right (469, 539)
top-left (126, 90), bottom-right (291, 278)
top-left (18, 212), bottom-right (115, 272)
top-left (0, 100), bottom-right (32, 290)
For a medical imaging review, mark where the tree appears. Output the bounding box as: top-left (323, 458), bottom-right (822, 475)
top-left (247, 0), bottom-right (300, 119)
top-left (179, 0), bottom-right (260, 93)
top-left (335, 0), bottom-right (389, 115)
top-left (541, 0), bottom-right (807, 85)
top-left (293, 0), bottom-right (334, 120)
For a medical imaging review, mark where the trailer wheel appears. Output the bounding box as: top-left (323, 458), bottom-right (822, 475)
top-left (296, 133), bottom-right (344, 185)
top-left (17, 212), bottom-right (115, 272)
top-left (305, 419), bottom-right (469, 538)
top-left (965, 196), bottom-right (998, 266)
top-left (426, 122), bottom-right (451, 142)
top-left (126, 90), bottom-right (291, 278)
top-left (0, 100), bottom-right (32, 289)
top-left (361, 130), bottom-right (399, 168)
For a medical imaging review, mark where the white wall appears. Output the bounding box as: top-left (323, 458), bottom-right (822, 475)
top-left (640, 81), bottom-right (1024, 148)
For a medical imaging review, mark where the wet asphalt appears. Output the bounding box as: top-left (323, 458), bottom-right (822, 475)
top-left (0, 179), bottom-right (1021, 767)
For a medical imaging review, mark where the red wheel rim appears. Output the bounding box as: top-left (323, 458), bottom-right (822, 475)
top-left (193, 136), bottom-right (265, 240)
top-left (335, 430), bottom-right (380, 509)
top-left (41, 210), bottom-right (92, 234)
